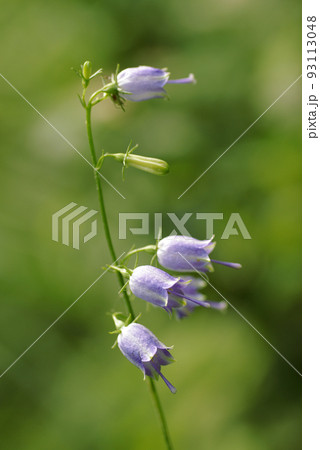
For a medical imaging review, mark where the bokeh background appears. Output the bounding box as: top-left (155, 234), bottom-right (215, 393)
top-left (0, 0), bottom-right (301, 449)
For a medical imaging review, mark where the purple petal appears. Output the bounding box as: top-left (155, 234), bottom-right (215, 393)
top-left (175, 302), bottom-right (197, 319)
top-left (118, 66), bottom-right (168, 79)
top-left (121, 87), bottom-right (167, 102)
top-left (155, 348), bottom-right (175, 366)
top-left (157, 236), bottom-right (214, 272)
top-left (119, 323), bottom-right (162, 366)
top-left (129, 265), bottom-right (179, 307)
top-left (117, 66), bottom-right (169, 101)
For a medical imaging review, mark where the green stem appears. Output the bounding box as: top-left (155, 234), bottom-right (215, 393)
top-left (85, 105), bottom-right (134, 319)
top-left (85, 99), bottom-right (173, 450)
top-left (149, 378), bottom-right (174, 450)
top-left (122, 245), bottom-right (157, 262)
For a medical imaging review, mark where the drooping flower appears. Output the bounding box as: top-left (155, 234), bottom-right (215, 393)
top-left (175, 276), bottom-right (227, 319)
top-left (129, 265), bottom-right (221, 314)
top-left (110, 66), bottom-right (195, 103)
top-left (157, 235), bottom-right (242, 273)
top-left (114, 318), bottom-right (176, 393)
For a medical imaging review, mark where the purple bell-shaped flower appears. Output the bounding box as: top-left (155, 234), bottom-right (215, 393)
top-left (174, 276), bottom-right (227, 319)
top-left (157, 235), bottom-right (242, 273)
top-left (116, 66), bottom-right (195, 102)
top-left (115, 319), bottom-right (176, 393)
top-left (129, 265), bottom-right (224, 314)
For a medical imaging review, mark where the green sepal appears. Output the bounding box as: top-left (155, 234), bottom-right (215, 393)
top-left (118, 280), bottom-right (130, 295)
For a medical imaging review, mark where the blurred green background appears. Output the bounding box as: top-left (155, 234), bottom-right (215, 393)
top-left (0, 0), bottom-right (301, 449)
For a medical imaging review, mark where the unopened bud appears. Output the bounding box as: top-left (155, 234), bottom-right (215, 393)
top-left (82, 61), bottom-right (92, 80)
top-left (112, 313), bottom-right (127, 330)
top-left (112, 153), bottom-right (169, 175)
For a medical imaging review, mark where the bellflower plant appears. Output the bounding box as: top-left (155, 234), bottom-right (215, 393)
top-left (157, 235), bottom-right (242, 272)
top-left (74, 60), bottom-right (241, 450)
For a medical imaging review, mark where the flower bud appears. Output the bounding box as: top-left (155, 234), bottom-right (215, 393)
top-left (112, 312), bottom-right (128, 330)
top-left (112, 153), bottom-right (169, 175)
top-left (82, 61), bottom-right (92, 80)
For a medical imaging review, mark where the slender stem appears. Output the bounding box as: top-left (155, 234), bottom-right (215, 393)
top-left (149, 378), bottom-right (174, 450)
top-left (85, 98), bottom-right (173, 450)
top-left (85, 105), bottom-right (134, 318)
top-left (122, 244), bottom-right (157, 262)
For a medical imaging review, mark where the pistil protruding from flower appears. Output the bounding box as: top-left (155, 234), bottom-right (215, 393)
top-left (167, 74), bottom-right (196, 84)
top-left (211, 259), bottom-right (242, 270)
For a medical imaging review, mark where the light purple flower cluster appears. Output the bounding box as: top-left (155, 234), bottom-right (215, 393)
top-left (129, 265), bottom-right (226, 316)
top-left (115, 235), bottom-right (241, 392)
top-left (128, 235), bottom-right (240, 317)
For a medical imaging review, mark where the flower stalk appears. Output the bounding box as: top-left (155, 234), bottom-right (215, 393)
top-left (85, 104), bottom-right (135, 319)
top-left (81, 64), bottom-right (174, 449)
top-left (149, 377), bottom-right (174, 450)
